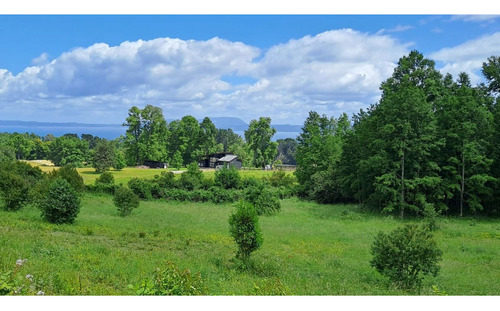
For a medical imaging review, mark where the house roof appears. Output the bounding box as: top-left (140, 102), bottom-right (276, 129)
top-left (218, 155), bottom-right (238, 162)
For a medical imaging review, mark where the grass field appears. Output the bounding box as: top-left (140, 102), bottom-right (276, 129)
top-left (1, 193), bottom-right (499, 295)
top-left (24, 160), bottom-right (284, 185)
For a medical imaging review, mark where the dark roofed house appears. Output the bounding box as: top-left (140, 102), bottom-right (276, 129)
top-left (198, 152), bottom-right (242, 169)
top-left (216, 154), bottom-right (242, 169)
top-left (143, 160), bottom-right (168, 169)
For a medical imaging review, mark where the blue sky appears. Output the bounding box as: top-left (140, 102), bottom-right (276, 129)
top-left (0, 13), bottom-right (499, 125)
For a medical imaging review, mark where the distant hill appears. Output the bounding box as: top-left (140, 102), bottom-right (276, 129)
top-left (0, 117), bottom-right (302, 140)
top-left (0, 119), bottom-right (122, 128)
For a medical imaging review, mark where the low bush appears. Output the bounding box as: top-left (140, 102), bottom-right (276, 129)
top-left (244, 184), bottom-right (281, 215)
top-left (39, 178), bottom-right (81, 224)
top-left (214, 165), bottom-right (241, 189)
top-left (113, 186), bottom-right (140, 216)
top-left (161, 188), bottom-right (192, 202)
top-left (0, 172), bottom-right (29, 211)
top-left (48, 165), bottom-right (85, 192)
top-left (91, 171), bottom-right (116, 194)
top-left (264, 169), bottom-right (296, 188)
top-left (132, 262), bottom-right (206, 295)
top-left (178, 162), bottom-right (204, 191)
top-left (154, 171), bottom-right (176, 189)
top-left (128, 178), bottom-right (154, 200)
top-left (209, 186), bottom-right (238, 204)
top-left (370, 223), bottom-right (442, 290)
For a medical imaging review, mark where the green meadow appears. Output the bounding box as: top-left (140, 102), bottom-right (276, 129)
top-left (1, 192), bottom-right (499, 295)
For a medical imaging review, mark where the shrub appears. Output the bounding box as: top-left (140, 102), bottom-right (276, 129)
top-left (240, 176), bottom-right (261, 189)
top-left (209, 186), bottom-right (239, 204)
top-left (91, 171), bottom-right (116, 194)
top-left (161, 188), bottom-right (192, 201)
top-left (128, 178), bottom-right (154, 200)
top-left (39, 178), bottom-right (81, 224)
top-left (154, 171), bottom-right (176, 189)
top-left (214, 165), bottom-right (241, 189)
top-left (264, 169), bottom-right (296, 188)
top-left (229, 200), bottom-right (263, 262)
top-left (96, 171), bottom-right (114, 185)
top-left (0, 172), bottom-right (29, 211)
top-left (132, 262), bottom-right (206, 295)
top-left (244, 184), bottom-right (281, 215)
top-left (178, 162), bottom-right (204, 190)
top-left (113, 186), bottom-right (140, 216)
top-left (48, 165), bottom-right (85, 192)
top-left (370, 223), bottom-right (442, 290)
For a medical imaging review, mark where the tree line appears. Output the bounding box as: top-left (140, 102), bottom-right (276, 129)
top-left (0, 118), bottom-right (297, 171)
top-left (295, 51), bottom-right (500, 217)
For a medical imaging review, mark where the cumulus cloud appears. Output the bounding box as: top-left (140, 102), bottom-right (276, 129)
top-left (0, 30), bottom-right (410, 124)
top-left (429, 32), bottom-right (500, 84)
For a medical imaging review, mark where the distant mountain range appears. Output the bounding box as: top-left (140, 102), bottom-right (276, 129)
top-left (0, 117), bottom-right (302, 132)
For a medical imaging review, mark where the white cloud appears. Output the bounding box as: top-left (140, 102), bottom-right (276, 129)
top-left (31, 53), bottom-right (50, 66)
top-left (429, 32), bottom-right (500, 84)
top-left (0, 30), bottom-right (410, 124)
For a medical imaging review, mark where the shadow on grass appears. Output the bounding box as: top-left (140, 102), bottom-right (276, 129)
top-left (80, 170), bottom-right (100, 175)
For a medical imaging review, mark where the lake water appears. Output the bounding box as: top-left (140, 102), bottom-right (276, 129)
top-left (0, 126), bottom-right (299, 141)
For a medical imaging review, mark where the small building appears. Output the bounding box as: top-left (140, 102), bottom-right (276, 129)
top-left (199, 152), bottom-right (242, 169)
top-left (215, 154), bottom-right (242, 169)
top-left (143, 160), bottom-right (168, 169)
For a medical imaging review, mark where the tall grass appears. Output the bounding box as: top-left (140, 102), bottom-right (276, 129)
top-left (1, 194), bottom-right (498, 295)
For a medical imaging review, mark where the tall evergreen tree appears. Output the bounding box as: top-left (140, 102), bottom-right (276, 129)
top-left (435, 73), bottom-right (494, 216)
top-left (295, 111), bottom-right (350, 198)
top-left (339, 51), bottom-right (443, 217)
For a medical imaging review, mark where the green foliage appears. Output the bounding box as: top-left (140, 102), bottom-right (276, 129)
top-left (170, 150), bottom-right (183, 170)
top-left (214, 165), bottom-right (241, 189)
top-left (253, 278), bottom-right (291, 295)
top-left (92, 171), bottom-right (116, 194)
top-left (264, 169), bottom-right (296, 188)
top-left (161, 188), bottom-right (193, 202)
top-left (48, 165), bottom-right (86, 192)
top-left (96, 171), bottom-right (114, 185)
top-left (0, 259), bottom-right (44, 295)
top-left (48, 135), bottom-right (89, 167)
top-left (154, 171), bottom-right (176, 189)
top-left (113, 186), bottom-right (140, 217)
top-left (39, 178), bottom-right (81, 224)
top-left (295, 111), bottom-right (350, 198)
top-left (244, 117), bottom-right (278, 168)
top-left (0, 171), bottom-right (29, 211)
top-left (113, 150), bottom-right (127, 170)
top-left (208, 186), bottom-right (239, 204)
top-left (244, 184), bottom-right (281, 215)
top-left (178, 162), bottom-right (204, 190)
top-left (92, 139), bottom-right (115, 172)
top-left (275, 138), bottom-right (298, 165)
top-left (127, 177), bottom-right (155, 200)
top-left (370, 224), bottom-right (442, 290)
top-left (309, 167), bottom-right (345, 204)
top-left (0, 145), bottom-right (16, 162)
top-left (123, 105), bottom-right (168, 166)
top-left (133, 262), bottom-right (206, 295)
top-left (229, 200), bottom-right (263, 262)
top-left (215, 128), bottom-right (245, 153)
